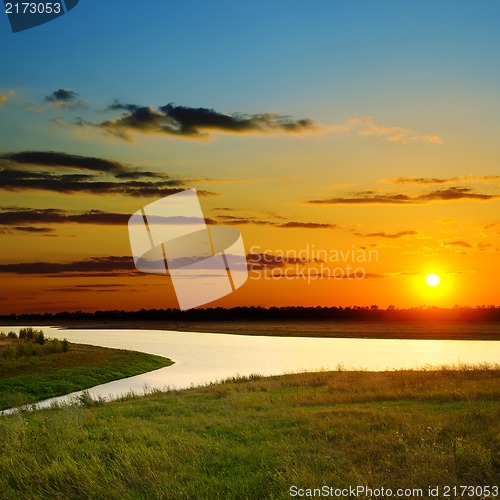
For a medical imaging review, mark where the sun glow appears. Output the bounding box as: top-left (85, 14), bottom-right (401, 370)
top-left (425, 273), bottom-right (441, 287)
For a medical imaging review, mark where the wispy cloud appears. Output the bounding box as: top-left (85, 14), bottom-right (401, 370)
top-left (386, 175), bottom-right (500, 185)
top-left (347, 116), bottom-right (443, 144)
top-left (354, 230), bottom-right (419, 239)
top-left (440, 240), bottom-right (498, 253)
top-left (0, 90), bottom-right (15, 106)
top-left (308, 186), bottom-right (498, 205)
top-left (210, 213), bottom-right (339, 229)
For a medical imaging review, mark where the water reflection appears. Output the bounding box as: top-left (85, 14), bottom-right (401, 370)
top-left (2, 326), bottom-right (499, 411)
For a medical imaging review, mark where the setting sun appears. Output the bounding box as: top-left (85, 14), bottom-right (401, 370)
top-left (425, 274), bottom-right (441, 287)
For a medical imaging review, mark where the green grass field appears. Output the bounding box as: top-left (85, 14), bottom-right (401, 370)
top-left (0, 331), bottom-right (173, 411)
top-left (0, 366), bottom-right (498, 499)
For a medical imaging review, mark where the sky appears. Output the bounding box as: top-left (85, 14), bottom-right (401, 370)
top-left (0, 0), bottom-right (499, 313)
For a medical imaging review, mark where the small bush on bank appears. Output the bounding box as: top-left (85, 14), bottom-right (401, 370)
top-left (1, 328), bottom-right (70, 359)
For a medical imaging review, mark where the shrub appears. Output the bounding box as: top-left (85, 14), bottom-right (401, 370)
top-left (7, 331), bottom-right (17, 339)
top-left (1, 328), bottom-right (68, 358)
top-left (18, 327), bottom-right (45, 345)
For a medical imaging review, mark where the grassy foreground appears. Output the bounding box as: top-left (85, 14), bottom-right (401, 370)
top-left (0, 366), bottom-right (498, 499)
top-left (0, 331), bottom-right (173, 411)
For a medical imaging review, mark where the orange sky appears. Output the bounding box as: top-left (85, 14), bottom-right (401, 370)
top-left (1, 3), bottom-right (499, 313)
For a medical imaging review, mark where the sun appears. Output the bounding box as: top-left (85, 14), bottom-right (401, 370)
top-left (425, 273), bottom-right (441, 287)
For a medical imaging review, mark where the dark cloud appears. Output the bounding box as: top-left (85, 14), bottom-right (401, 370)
top-left (354, 230), bottom-right (418, 239)
top-left (388, 175), bottom-right (500, 185)
top-left (0, 256), bottom-right (135, 275)
top-left (98, 101), bottom-right (316, 140)
top-left (0, 208), bottom-right (129, 226)
top-left (0, 151), bottom-right (217, 198)
top-left (422, 187), bottom-right (495, 201)
top-left (308, 187), bottom-right (498, 205)
top-left (0, 169), bottom-right (187, 197)
top-left (45, 89), bottom-right (86, 108)
top-left (277, 221), bottom-right (339, 229)
top-left (46, 89), bottom-right (78, 102)
top-left (210, 214), bottom-right (338, 229)
top-left (0, 226), bottom-right (54, 234)
top-left (441, 240), bottom-right (473, 248)
top-left (1, 151), bottom-right (126, 173)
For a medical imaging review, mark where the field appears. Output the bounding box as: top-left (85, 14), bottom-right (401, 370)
top-left (0, 366), bottom-right (498, 499)
top-left (0, 330), bottom-right (173, 411)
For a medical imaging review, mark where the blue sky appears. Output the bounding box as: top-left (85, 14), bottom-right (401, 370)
top-left (2, 1), bottom-right (500, 115)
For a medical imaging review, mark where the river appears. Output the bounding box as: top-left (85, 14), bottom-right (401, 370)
top-left (1, 324), bottom-right (499, 411)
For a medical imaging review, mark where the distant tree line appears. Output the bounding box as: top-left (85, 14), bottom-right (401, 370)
top-left (1, 305), bottom-right (499, 323)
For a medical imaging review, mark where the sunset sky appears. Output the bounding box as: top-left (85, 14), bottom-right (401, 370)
top-left (1, 1), bottom-right (499, 313)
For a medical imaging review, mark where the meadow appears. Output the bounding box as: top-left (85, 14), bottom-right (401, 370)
top-left (0, 365), bottom-right (498, 499)
top-left (0, 329), bottom-right (173, 411)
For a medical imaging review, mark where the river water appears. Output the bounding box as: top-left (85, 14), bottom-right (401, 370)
top-left (2, 324), bottom-right (499, 411)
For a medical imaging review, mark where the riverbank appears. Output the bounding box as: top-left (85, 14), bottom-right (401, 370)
top-left (0, 330), bottom-right (173, 411)
top-left (0, 366), bottom-right (498, 498)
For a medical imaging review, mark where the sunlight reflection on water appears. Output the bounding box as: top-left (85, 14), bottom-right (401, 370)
top-left (2, 325), bottom-right (499, 412)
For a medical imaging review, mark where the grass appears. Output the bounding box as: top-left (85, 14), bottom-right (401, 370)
top-left (0, 331), bottom-right (173, 411)
top-left (0, 365), bottom-right (498, 499)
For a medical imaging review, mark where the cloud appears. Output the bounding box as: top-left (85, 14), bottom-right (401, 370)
top-left (0, 168), bottom-right (188, 197)
top-left (95, 101), bottom-right (317, 140)
top-left (0, 207), bottom-right (130, 226)
top-left (308, 187), bottom-right (498, 205)
top-left (354, 230), bottom-right (418, 239)
top-left (0, 90), bottom-right (15, 106)
top-left (210, 213), bottom-right (338, 229)
top-left (0, 226), bottom-right (54, 235)
top-left (441, 240), bottom-right (473, 248)
top-left (92, 106), bottom-right (443, 145)
top-left (0, 151), bottom-right (217, 198)
top-left (348, 116), bottom-right (443, 144)
top-left (2, 151), bottom-right (127, 173)
top-left (387, 175), bottom-right (500, 185)
top-left (277, 221), bottom-right (340, 229)
top-left (0, 256), bottom-right (135, 275)
top-left (440, 240), bottom-right (498, 253)
top-left (45, 88), bottom-right (86, 109)
top-left (267, 271), bottom-right (385, 279)
top-left (247, 253), bottom-right (320, 271)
